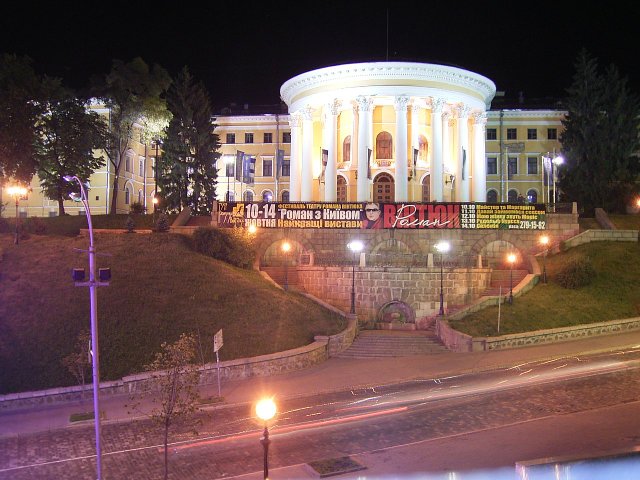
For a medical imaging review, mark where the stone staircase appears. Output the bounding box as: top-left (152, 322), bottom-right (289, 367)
top-left (261, 266), bottom-right (305, 292)
top-left (482, 269), bottom-right (529, 297)
top-left (336, 330), bottom-right (448, 358)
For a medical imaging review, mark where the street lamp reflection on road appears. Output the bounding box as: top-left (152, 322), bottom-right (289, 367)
top-left (255, 398), bottom-right (277, 480)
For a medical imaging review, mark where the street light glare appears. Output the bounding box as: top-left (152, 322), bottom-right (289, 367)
top-left (281, 241), bottom-right (291, 253)
top-left (434, 241), bottom-right (450, 253)
top-left (256, 398), bottom-right (277, 422)
top-left (348, 240), bottom-right (364, 252)
top-left (507, 253), bottom-right (517, 264)
top-left (540, 235), bottom-right (549, 246)
top-left (552, 155), bottom-right (564, 165)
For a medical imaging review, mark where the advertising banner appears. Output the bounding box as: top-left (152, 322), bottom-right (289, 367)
top-left (217, 202), bottom-right (547, 230)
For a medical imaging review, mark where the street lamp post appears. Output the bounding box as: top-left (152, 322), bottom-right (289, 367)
top-left (64, 175), bottom-right (110, 480)
top-left (255, 398), bottom-right (277, 480)
top-left (434, 241), bottom-right (450, 316)
top-left (552, 155), bottom-right (564, 211)
top-left (540, 235), bottom-right (549, 284)
top-left (7, 185), bottom-right (27, 245)
top-left (347, 240), bottom-right (364, 315)
top-left (224, 157), bottom-right (234, 201)
top-left (507, 253), bottom-right (516, 305)
top-left (281, 241), bottom-right (291, 291)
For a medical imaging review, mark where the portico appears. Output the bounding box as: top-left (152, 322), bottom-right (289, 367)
top-left (280, 62), bottom-right (496, 203)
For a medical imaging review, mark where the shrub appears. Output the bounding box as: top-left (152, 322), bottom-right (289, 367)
top-left (129, 201), bottom-right (146, 214)
top-left (156, 213), bottom-right (170, 232)
top-left (556, 256), bottom-right (596, 289)
top-left (125, 216), bottom-right (135, 233)
top-left (192, 227), bottom-right (256, 268)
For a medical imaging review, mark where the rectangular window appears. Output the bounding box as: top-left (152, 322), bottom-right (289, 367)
top-left (139, 159), bottom-right (144, 176)
top-left (548, 128), bottom-right (557, 140)
top-left (527, 128), bottom-right (537, 140)
top-left (508, 157), bottom-right (518, 176)
top-left (506, 128), bottom-right (517, 140)
top-left (486, 128), bottom-right (497, 140)
top-left (262, 159), bottom-right (273, 177)
top-left (226, 133), bottom-right (235, 144)
top-left (281, 159), bottom-right (290, 176)
top-left (125, 155), bottom-right (132, 172)
top-left (263, 132), bottom-right (272, 143)
top-left (282, 132), bottom-right (291, 143)
top-left (527, 157), bottom-right (538, 175)
top-left (245, 133), bottom-right (253, 143)
top-left (487, 157), bottom-right (497, 175)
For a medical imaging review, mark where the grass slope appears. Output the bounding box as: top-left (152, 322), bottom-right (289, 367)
top-left (450, 241), bottom-right (640, 337)
top-left (0, 232), bottom-right (345, 394)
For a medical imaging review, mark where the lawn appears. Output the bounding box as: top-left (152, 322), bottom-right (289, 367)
top-left (0, 231), bottom-right (345, 394)
top-left (449, 241), bottom-right (640, 337)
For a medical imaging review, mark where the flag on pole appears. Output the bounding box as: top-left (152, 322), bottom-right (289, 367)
top-left (276, 149), bottom-right (285, 178)
top-left (412, 148), bottom-right (418, 179)
top-left (461, 148), bottom-right (467, 180)
top-left (543, 156), bottom-right (552, 186)
top-left (243, 156), bottom-right (256, 185)
top-left (235, 150), bottom-right (244, 182)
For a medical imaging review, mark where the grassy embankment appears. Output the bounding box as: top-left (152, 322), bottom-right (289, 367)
top-left (0, 220), bottom-right (345, 394)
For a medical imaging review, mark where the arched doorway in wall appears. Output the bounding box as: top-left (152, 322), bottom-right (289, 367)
top-left (281, 190), bottom-right (289, 202)
top-left (422, 175), bottom-right (430, 202)
top-left (373, 172), bottom-right (394, 203)
top-left (337, 175), bottom-right (347, 201)
top-left (243, 190), bottom-right (254, 201)
top-left (507, 189), bottom-right (518, 203)
top-left (487, 189), bottom-right (498, 203)
top-left (527, 189), bottom-right (538, 203)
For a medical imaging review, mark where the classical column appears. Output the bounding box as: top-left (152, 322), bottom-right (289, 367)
top-left (300, 106), bottom-right (314, 201)
top-left (324, 100), bottom-right (340, 202)
top-left (355, 95), bottom-right (373, 201)
top-left (430, 98), bottom-right (445, 201)
top-left (289, 113), bottom-right (302, 201)
top-left (442, 110), bottom-right (451, 201)
top-left (472, 112), bottom-right (487, 202)
top-left (394, 95), bottom-right (409, 202)
top-left (410, 104), bottom-right (421, 202)
top-left (457, 105), bottom-right (471, 202)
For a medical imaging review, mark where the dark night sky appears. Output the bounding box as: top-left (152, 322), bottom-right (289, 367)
top-left (2, 1), bottom-right (639, 108)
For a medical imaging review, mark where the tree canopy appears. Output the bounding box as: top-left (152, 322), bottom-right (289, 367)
top-left (158, 67), bottom-right (219, 214)
top-left (559, 50), bottom-right (640, 214)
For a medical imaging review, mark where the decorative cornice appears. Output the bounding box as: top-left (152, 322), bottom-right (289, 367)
top-left (281, 62), bottom-right (496, 107)
top-left (430, 97), bottom-right (446, 113)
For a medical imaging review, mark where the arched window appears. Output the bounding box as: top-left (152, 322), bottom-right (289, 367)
top-left (124, 185), bottom-right (132, 205)
top-left (527, 189), bottom-right (538, 203)
top-left (281, 190), bottom-right (289, 202)
top-left (508, 189), bottom-right (518, 203)
top-left (486, 189), bottom-right (498, 203)
top-left (262, 190), bottom-right (273, 202)
top-left (373, 172), bottom-right (394, 203)
top-left (342, 136), bottom-right (351, 163)
top-left (337, 176), bottom-right (347, 201)
top-left (243, 190), bottom-right (254, 201)
top-left (422, 175), bottom-right (431, 202)
top-left (418, 135), bottom-right (428, 161)
top-left (376, 132), bottom-right (393, 159)
top-left (138, 190), bottom-right (143, 204)
top-left (226, 191), bottom-right (235, 201)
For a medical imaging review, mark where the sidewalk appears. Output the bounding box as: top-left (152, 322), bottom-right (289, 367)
top-left (2, 329), bottom-right (640, 478)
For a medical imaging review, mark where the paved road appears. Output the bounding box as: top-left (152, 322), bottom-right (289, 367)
top-left (2, 351), bottom-right (640, 479)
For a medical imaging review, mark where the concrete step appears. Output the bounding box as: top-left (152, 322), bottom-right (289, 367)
top-left (482, 269), bottom-right (528, 297)
top-left (336, 330), bottom-right (448, 358)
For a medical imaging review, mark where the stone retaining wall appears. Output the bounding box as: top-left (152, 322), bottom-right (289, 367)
top-left (0, 318), bottom-right (358, 411)
top-left (437, 316), bottom-right (640, 353)
top-left (562, 229), bottom-right (638, 249)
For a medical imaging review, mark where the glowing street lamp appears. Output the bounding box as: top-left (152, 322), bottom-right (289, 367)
top-left (63, 175), bottom-right (110, 480)
top-left (347, 240), bottom-right (364, 315)
top-left (255, 398), bottom-right (277, 480)
top-left (7, 185), bottom-right (27, 245)
top-left (281, 241), bottom-right (291, 291)
top-left (507, 253), bottom-right (517, 304)
top-left (434, 241), bottom-right (450, 316)
top-left (540, 235), bottom-right (549, 284)
top-left (247, 224), bottom-right (258, 235)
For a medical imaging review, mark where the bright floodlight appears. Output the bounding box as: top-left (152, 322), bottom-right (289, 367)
top-left (281, 241), bottom-right (291, 253)
top-left (434, 241), bottom-right (450, 253)
top-left (540, 235), bottom-right (549, 246)
top-left (255, 398), bottom-right (277, 422)
top-left (552, 155), bottom-right (564, 165)
top-left (348, 240), bottom-right (364, 252)
top-left (247, 224), bottom-right (257, 234)
top-left (7, 186), bottom-right (27, 197)
top-left (507, 253), bottom-right (517, 264)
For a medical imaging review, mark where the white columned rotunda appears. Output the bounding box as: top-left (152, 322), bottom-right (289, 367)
top-left (280, 62), bottom-right (496, 203)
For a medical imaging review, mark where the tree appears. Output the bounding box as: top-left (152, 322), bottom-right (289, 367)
top-left (62, 329), bottom-right (92, 400)
top-left (0, 54), bottom-right (46, 183)
top-left (559, 50), bottom-right (640, 214)
top-left (35, 90), bottom-right (108, 214)
top-left (138, 333), bottom-right (201, 480)
top-left (93, 57), bottom-right (171, 214)
top-left (158, 67), bottom-right (220, 214)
